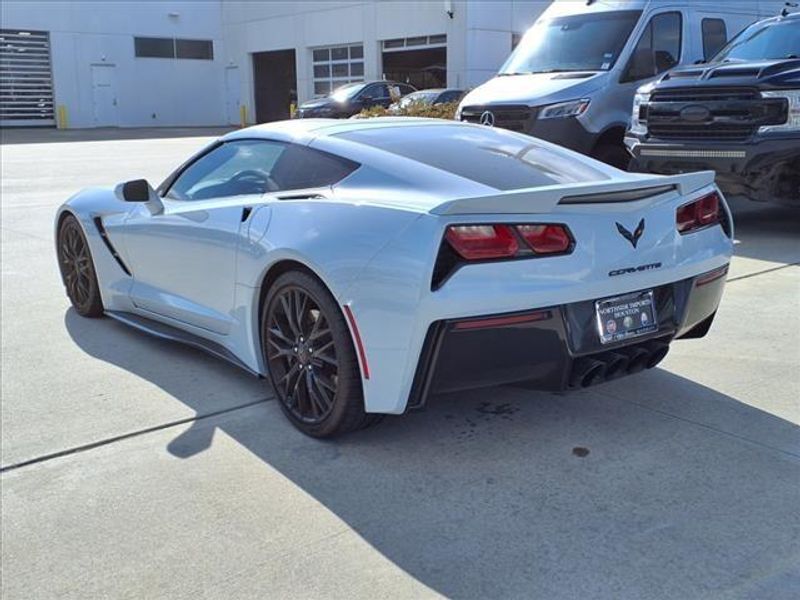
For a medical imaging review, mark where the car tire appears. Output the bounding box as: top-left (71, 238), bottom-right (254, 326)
top-left (262, 270), bottom-right (381, 438)
top-left (593, 143), bottom-right (631, 171)
top-left (57, 214), bottom-right (104, 318)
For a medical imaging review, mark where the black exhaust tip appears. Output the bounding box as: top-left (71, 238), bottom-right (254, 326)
top-left (602, 352), bottom-right (630, 379)
top-left (570, 358), bottom-right (607, 388)
top-left (623, 347), bottom-right (650, 374)
top-left (645, 342), bottom-right (670, 369)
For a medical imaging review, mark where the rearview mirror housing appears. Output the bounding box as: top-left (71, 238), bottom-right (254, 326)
top-left (114, 179), bottom-right (163, 215)
top-left (121, 179), bottom-right (154, 202)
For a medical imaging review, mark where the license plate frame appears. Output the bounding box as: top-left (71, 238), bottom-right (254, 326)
top-left (595, 290), bottom-right (658, 345)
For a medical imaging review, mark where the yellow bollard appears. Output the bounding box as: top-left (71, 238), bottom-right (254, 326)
top-left (57, 105), bottom-right (68, 129)
top-left (239, 104), bottom-right (247, 128)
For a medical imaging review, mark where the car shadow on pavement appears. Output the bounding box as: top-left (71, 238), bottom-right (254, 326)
top-left (66, 309), bottom-right (800, 599)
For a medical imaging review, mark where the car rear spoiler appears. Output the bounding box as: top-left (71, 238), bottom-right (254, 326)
top-left (430, 170), bottom-right (716, 215)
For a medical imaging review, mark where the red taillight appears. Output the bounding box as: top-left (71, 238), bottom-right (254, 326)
top-left (445, 225), bottom-right (519, 260)
top-left (516, 224), bottom-right (572, 254)
top-left (677, 192), bottom-right (721, 234)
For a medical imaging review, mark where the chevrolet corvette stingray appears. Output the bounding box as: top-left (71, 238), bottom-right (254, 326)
top-left (56, 118), bottom-right (733, 437)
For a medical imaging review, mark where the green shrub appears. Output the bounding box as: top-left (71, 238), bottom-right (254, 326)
top-left (356, 101), bottom-right (459, 120)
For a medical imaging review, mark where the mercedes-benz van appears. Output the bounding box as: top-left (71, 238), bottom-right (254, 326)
top-left (456, 0), bottom-right (785, 168)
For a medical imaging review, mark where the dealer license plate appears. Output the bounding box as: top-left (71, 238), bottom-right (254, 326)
top-left (595, 290), bottom-right (658, 345)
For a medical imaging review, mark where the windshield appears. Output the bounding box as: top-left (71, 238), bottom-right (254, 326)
top-left (330, 82), bottom-right (366, 102)
top-left (500, 10), bottom-right (642, 74)
top-left (712, 20), bottom-right (800, 62)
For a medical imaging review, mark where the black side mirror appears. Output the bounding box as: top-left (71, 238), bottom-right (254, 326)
top-left (121, 179), bottom-right (153, 202)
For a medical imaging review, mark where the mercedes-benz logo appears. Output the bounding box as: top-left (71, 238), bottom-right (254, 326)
top-left (479, 110), bottom-right (495, 127)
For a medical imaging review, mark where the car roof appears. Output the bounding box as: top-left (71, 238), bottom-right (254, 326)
top-left (222, 117), bottom-right (459, 144)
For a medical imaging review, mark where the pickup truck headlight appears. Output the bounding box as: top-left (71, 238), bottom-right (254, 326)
top-left (539, 99), bottom-right (590, 119)
top-left (759, 90), bottom-right (800, 133)
top-left (630, 91), bottom-right (650, 136)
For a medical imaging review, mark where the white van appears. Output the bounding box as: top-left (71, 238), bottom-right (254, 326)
top-left (455, 0), bottom-right (786, 168)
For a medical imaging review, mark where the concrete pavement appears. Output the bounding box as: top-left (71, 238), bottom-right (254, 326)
top-left (1, 128), bottom-right (798, 599)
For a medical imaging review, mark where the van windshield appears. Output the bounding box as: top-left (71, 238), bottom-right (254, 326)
top-left (500, 10), bottom-right (642, 74)
top-left (711, 20), bottom-right (800, 62)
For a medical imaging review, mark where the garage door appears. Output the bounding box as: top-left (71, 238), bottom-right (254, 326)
top-left (0, 29), bottom-right (55, 126)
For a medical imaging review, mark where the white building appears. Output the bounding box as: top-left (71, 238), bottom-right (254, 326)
top-left (0, 1), bottom-right (227, 128)
top-left (0, 1), bottom-right (549, 128)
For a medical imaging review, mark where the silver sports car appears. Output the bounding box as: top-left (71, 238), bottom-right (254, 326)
top-left (56, 118), bottom-right (733, 437)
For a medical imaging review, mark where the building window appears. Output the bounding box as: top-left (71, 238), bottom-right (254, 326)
top-left (701, 18), bottom-right (727, 61)
top-left (381, 35), bottom-right (447, 52)
top-left (311, 44), bottom-right (364, 97)
top-left (134, 37), bottom-right (213, 60)
top-left (176, 39), bottom-right (214, 60)
top-left (134, 37), bottom-right (174, 58)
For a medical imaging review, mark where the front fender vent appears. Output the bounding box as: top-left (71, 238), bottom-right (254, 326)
top-left (93, 217), bottom-right (132, 276)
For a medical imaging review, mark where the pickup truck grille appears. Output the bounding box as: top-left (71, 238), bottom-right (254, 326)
top-left (645, 87), bottom-right (786, 142)
top-left (459, 105), bottom-right (533, 132)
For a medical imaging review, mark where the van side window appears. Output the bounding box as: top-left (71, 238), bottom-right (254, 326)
top-left (622, 12), bottom-right (683, 82)
top-left (702, 18), bottom-right (728, 61)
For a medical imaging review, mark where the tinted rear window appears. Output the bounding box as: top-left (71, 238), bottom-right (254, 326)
top-left (338, 124), bottom-right (609, 190)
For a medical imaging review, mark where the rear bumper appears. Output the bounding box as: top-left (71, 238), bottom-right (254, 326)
top-left (407, 265), bottom-right (728, 410)
top-left (626, 135), bottom-right (800, 204)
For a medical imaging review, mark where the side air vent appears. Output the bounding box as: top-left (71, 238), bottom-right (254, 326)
top-left (93, 217), bottom-right (132, 276)
top-left (559, 185), bottom-right (676, 205)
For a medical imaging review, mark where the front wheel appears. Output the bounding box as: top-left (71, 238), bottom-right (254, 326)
top-left (262, 270), bottom-right (379, 437)
top-left (57, 214), bottom-right (103, 317)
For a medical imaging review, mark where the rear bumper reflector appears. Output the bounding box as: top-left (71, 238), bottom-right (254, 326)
top-left (695, 265), bottom-right (729, 287)
top-left (343, 304), bottom-right (370, 380)
top-left (452, 310), bottom-right (552, 331)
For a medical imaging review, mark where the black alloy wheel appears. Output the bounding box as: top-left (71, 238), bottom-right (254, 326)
top-left (57, 215), bottom-right (103, 317)
top-left (262, 271), bottom-right (379, 437)
top-left (266, 286), bottom-right (338, 423)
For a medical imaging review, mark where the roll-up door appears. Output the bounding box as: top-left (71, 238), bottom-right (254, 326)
top-left (0, 29), bottom-right (55, 126)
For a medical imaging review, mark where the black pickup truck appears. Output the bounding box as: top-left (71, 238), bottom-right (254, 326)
top-left (625, 12), bottom-right (799, 206)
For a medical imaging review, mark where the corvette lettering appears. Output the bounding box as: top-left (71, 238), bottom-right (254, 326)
top-left (608, 262), bottom-right (662, 277)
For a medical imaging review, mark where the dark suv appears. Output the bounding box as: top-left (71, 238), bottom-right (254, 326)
top-left (295, 81), bottom-right (416, 119)
top-left (625, 12), bottom-right (800, 206)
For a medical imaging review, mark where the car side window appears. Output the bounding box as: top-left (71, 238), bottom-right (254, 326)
top-left (398, 84), bottom-right (416, 96)
top-left (438, 91), bottom-right (462, 104)
top-left (622, 12), bottom-right (682, 82)
top-left (373, 84), bottom-right (391, 99)
top-left (269, 145), bottom-right (360, 190)
top-left (702, 18), bottom-right (727, 61)
top-left (166, 140), bottom-right (287, 201)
